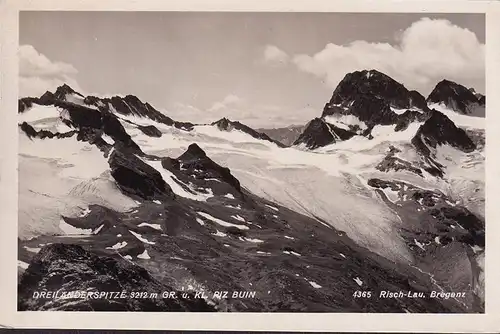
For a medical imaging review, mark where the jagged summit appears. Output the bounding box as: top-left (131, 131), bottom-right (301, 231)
top-left (212, 117), bottom-right (232, 130)
top-left (19, 85), bottom-right (195, 131)
top-left (293, 118), bottom-right (355, 149)
top-left (179, 143), bottom-right (208, 160)
top-left (409, 109), bottom-right (477, 177)
top-left (324, 69), bottom-right (428, 116)
top-left (53, 83), bottom-right (84, 100)
top-left (295, 69), bottom-right (430, 149)
top-left (321, 69), bottom-right (429, 129)
top-left (17, 69), bottom-right (485, 313)
top-left (427, 79), bottom-right (485, 117)
top-left (412, 109), bottom-right (476, 155)
top-left (19, 84), bottom-right (85, 112)
top-left (173, 142), bottom-right (242, 192)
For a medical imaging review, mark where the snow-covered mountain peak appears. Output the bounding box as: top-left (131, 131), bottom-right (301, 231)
top-left (17, 71), bottom-right (485, 312)
top-left (324, 69), bottom-right (429, 117)
top-left (427, 79), bottom-right (485, 117)
top-left (295, 70), bottom-right (433, 150)
top-left (53, 83), bottom-right (84, 101)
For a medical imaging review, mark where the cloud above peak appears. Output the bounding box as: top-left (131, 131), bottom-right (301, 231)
top-left (19, 45), bottom-right (77, 79)
top-left (208, 94), bottom-right (243, 112)
top-left (267, 18), bottom-right (485, 95)
top-left (19, 44), bottom-right (83, 97)
top-left (263, 45), bottom-right (289, 66)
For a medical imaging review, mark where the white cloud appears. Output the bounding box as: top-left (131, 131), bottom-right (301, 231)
top-left (19, 44), bottom-right (83, 97)
top-left (290, 18), bottom-right (485, 95)
top-left (208, 94), bottom-right (243, 112)
top-left (263, 45), bottom-right (289, 66)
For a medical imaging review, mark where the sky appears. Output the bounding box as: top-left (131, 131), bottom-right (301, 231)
top-left (19, 12), bottom-right (485, 127)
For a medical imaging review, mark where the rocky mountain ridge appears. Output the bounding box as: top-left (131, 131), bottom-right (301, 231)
top-left (427, 79), bottom-right (485, 117)
top-left (294, 70), bottom-right (484, 151)
top-left (17, 71), bottom-right (485, 312)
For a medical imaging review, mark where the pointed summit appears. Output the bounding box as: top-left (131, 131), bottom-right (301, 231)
top-left (53, 83), bottom-right (84, 100)
top-left (212, 117), bottom-right (232, 130)
top-left (325, 69), bottom-right (428, 113)
top-left (179, 143), bottom-right (207, 160)
top-left (294, 69), bottom-right (431, 150)
top-left (39, 91), bottom-right (56, 104)
top-left (173, 142), bottom-right (242, 192)
top-left (412, 109), bottom-right (476, 157)
top-left (427, 80), bottom-right (485, 117)
top-left (293, 118), bottom-right (355, 149)
top-left (319, 69), bottom-right (429, 138)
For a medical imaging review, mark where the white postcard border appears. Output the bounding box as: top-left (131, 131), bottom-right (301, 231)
top-left (1, 0), bottom-right (499, 332)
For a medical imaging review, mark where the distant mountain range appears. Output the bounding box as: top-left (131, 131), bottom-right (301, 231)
top-left (257, 125), bottom-right (306, 146)
top-left (17, 69), bottom-right (485, 312)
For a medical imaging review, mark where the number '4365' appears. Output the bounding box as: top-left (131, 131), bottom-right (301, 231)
top-left (353, 291), bottom-right (372, 298)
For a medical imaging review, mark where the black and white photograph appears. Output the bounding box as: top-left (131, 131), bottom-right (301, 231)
top-left (16, 10), bottom-right (486, 314)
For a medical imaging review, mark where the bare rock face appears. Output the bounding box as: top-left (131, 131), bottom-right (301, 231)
top-left (376, 146), bottom-right (424, 177)
top-left (409, 109), bottom-right (476, 177)
top-left (18, 244), bottom-right (216, 311)
top-left (427, 80), bottom-right (485, 117)
top-left (175, 143), bottom-right (242, 192)
top-left (108, 148), bottom-right (175, 201)
top-left (411, 110), bottom-right (476, 156)
top-left (322, 69), bottom-right (429, 126)
top-left (293, 118), bottom-right (355, 149)
top-left (327, 70), bottom-right (428, 111)
top-left (295, 69), bottom-right (430, 149)
top-left (138, 125), bottom-right (162, 137)
top-left (103, 95), bottom-right (194, 130)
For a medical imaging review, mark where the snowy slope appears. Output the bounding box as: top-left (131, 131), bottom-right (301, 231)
top-left (18, 129), bottom-right (137, 239)
top-left (428, 103), bottom-right (485, 129)
top-left (116, 121), bottom-right (412, 261)
top-left (94, 108), bottom-right (483, 263)
top-left (17, 99), bottom-right (485, 264)
top-left (17, 82), bottom-right (485, 312)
